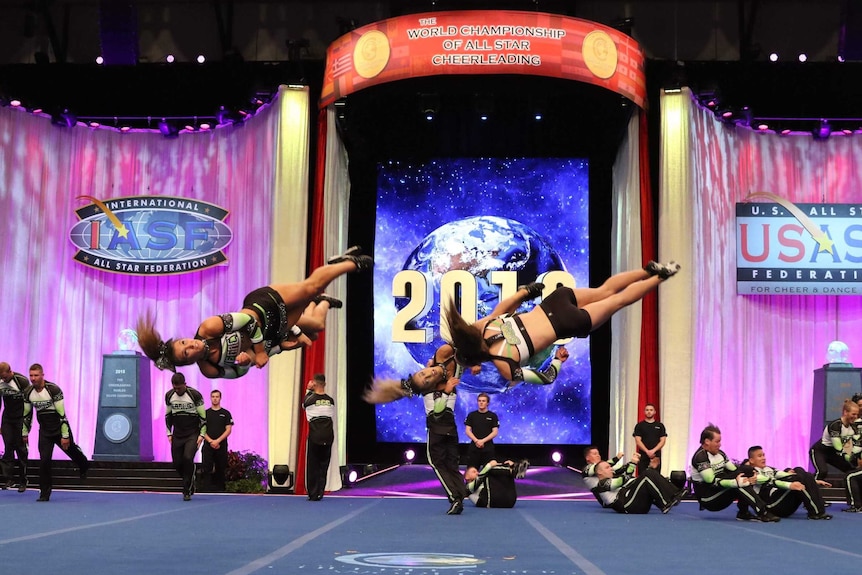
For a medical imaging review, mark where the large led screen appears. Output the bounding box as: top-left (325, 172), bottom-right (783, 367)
top-left (373, 157), bottom-right (591, 444)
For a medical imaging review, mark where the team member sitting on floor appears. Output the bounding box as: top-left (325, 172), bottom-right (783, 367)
top-left (581, 445), bottom-right (626, 491)
top-left (464, 459), bottom-right (530, 508)
top-left (739, 445), bottom-right (832, 520)
top-left (690, 423), bottom-right (780, 522)
top-left (590, 452), bottom-right (687, 514)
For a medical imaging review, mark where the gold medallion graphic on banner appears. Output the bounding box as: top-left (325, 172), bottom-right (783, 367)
top-left (353, 30), bottom-right (391, 79)
top-left (582, 30), bottom-right (618, 79)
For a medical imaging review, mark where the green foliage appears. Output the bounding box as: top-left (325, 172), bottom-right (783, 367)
top-left (225, 478), bottom-right (267, 494)
top-left (225, 450), bottom-right (268, 493)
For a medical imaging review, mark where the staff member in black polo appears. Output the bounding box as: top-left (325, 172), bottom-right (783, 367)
top-left (202, 389), bottom-right (233, 491)
top-left (464, 392), bottom-right (499, 469)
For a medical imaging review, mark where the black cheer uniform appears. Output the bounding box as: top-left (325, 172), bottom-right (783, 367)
top-left (23, 382), bottom-right (89, 500)
top-left (303, 390), bottom-right (334, 501)
top-left (424, 389), bottom-right (468, 510)
top-left (0, 372), bottom-right (30, 487)
top-left (165, 386), bottom-right (207, 498)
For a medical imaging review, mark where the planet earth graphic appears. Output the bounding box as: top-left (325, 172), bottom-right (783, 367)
top-left (395, 215), bottom-right (566, 393)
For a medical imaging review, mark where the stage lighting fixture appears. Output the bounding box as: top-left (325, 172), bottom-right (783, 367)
top-left (334, 99), bottom-right (347, 122)
top-left (473, 93), bottom-right (493, 121)
top-left (527, 94), bottom-right (547, 121)
top-left (158, 118), bottom-right (179, 138)
top-left (798, 53), bottom-right (808, 62)
top-left (10, 100), bottom-right (21, 108)
top-left (733, 106), bottom-right (753, 128)
top-left (166, 54), bottom-right (175, 63)
top-left (769, 52), bottom-right (778, 62)
top-left (95, 56), bottom-right (104, 65)
top-left (612, 17), bottom-right (634, 36)
top-left (269, 464), bottom-right (294, 493)
top-left (216, 106), bottom-right (244, 126)
top-left (418, 92), bottom-right (439, 121)
top-left (51, 109), bottom-right (77, 128)
top-left (340, 465), bottom-right (359, 487)
top-left (196, 54), bottom-right (206, 64)
top-left (814, 119), bottom-right (831, 140)
top-left (404, 449), bottom-right (416, 464)
top-left (551, 451), bottom-right (563, 465)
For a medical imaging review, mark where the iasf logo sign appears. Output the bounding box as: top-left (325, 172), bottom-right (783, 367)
top-left (70, 195), bottom-right (233, 276)
top-left (736, 192), bottom-right (862, 295)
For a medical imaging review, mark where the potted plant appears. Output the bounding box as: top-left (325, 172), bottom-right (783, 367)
top-left (224, 450), bottom-right (268, 493)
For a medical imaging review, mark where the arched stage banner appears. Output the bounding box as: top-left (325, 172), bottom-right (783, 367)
top-left (320, 10), bottom-right (646, 109)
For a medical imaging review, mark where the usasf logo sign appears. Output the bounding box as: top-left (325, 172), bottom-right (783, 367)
top-left (736, 193), bottom-right (862, 295)
top-left (70, 195), bottom-right (233, 276)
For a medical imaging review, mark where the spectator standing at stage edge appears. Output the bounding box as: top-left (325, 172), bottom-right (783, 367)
top-left (464, 393), bottom-right (499, 469)
top-left (303, 374), bottom-right (334, 501)
top-left (202, 389), bottom-right (233, 492)
top-left (633, 403), bottom-right (667, 474)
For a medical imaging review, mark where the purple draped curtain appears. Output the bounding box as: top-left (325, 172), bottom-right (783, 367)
top-left (0, 104), bottom-right (280, 462)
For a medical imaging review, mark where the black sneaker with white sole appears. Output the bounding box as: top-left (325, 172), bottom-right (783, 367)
top-left (328, 246), bottom-right (373, 271)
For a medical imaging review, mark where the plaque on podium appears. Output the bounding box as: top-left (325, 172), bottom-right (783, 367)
top-left (810, 364), bottom-right (862, 448)
top-left (93, 352), bottom-right (153, 461)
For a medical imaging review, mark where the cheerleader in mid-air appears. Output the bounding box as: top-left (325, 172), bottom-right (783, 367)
top-left (137, 247), bottom-right (372, 379)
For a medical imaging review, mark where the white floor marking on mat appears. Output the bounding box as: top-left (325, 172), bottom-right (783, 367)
top-left (224, 499), bottom-right (383, 575)
top-left (714, 518), bottom-right (862, 558)
top-left (0, 501), bottom-right (221, 544)
top-left (520, 510), bottom-right (608, 575)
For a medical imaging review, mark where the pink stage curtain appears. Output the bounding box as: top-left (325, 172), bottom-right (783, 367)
top-left (684, 97), bottom-right (862, 467)
top-left (0, 104), bottom-right (280, 462)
